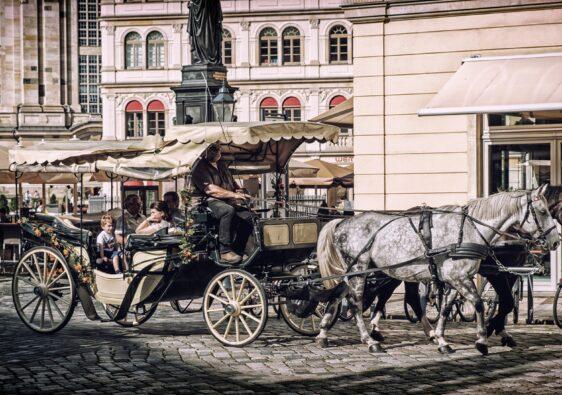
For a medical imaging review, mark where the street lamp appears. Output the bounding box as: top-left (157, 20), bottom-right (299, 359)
top-left (212, 82), bottom-right (236, 122)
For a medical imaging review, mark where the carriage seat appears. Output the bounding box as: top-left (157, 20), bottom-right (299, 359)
top-left (53, 217), bottom-right (92, 245)
top-left (126, 233), bottom-right (181, 251)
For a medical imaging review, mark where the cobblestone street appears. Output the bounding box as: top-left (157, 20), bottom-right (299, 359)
top-left (1, 279), bottom-right (561, 394)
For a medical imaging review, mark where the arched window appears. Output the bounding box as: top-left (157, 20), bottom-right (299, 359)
top-left (147, 31), bottom-right (164, 69)
top-left (260, 97), bottom-right (278, 121)
top-left (147, 100), bottom-right (165, 136)
top-left (222, 29), bottom-right (233, 66)
top-left (125, 32), bottom-right (143, 69)
top-left (329, 95), bottom-right (346, 109)
top-left (329, 25), bottom-right (350, 64)
top-left (282, 97), bottom-right (301, 121)
top-left (125, 100), bottom-right (143, 138)
top-left (282, 27), bottom-right (301, 65)
top-left (259, 27), bottom-right (278, 65)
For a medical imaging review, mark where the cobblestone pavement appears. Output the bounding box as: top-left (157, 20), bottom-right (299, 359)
top-left (1, 279), bottom-right (561, 394)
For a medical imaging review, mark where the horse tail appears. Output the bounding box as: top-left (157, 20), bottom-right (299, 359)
top-left (317, 218), bottom-right (346, 289)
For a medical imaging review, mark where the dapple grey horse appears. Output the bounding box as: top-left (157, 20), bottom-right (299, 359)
top-left (316, 187), bottom-right (560, 355)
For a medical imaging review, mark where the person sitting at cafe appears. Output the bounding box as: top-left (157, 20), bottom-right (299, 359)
top-left (115, 194), bottom-right (146, 244)
top-left (35, 199), bottom-right (44, 213)
top-left (163, 191), bottom-right (184, 228)
top-left (0, 207), bottom-right (9, 223)
top-left (192, 143), bottom-right (253, 264)
top-left (135, 201), bottom-right (170, 235)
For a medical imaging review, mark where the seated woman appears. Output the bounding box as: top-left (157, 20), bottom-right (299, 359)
top-left (135, 201), bottom-right (171, 235)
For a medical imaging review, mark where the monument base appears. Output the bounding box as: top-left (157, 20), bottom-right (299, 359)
top-left (171, 64), bottom-right (237, 125)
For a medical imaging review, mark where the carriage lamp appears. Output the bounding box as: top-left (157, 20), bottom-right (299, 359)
top-left (212, 82), bottom-right (236, 123)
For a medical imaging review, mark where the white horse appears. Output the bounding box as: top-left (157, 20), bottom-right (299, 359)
top-left (316, 187), bottom-right (560, 355)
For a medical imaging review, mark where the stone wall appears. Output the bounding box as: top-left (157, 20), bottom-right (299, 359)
top-left (347, 2), bottom-right (562, 210)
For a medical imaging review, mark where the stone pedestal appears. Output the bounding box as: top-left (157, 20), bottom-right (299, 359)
top-left (171, 64), bottom-right (237, 125)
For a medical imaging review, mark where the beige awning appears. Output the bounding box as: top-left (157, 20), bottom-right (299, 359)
top-left (7, 122), bottom-right (340, 181)
top-left (167, 121), bottom-right (339, 145)
top-left (310, 98), bottom-right (353, 128)
top-left (290, 159), bottom-right (353, 188)
top-left (288, 159), bottom-right (320, 178)
top-left (419, 53), bottom-right (562, 116)
top-left (9, 136), bottom-right (165, 167)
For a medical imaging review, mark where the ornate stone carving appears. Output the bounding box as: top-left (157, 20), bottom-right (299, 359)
top-left (309, 17), bottom-right (320, 29)
top-left (116, 95), bottom-right (126, 108)
top-left (240, 21), bottom-right (250, 31)
top-left (102, 25), bottom-right (116, 35)
top-left (173, 24), bottom-right (183, 34)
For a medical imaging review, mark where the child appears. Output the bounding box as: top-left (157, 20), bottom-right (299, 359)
top-left (136, 201), bottom-right (170, 235)
top-left (97, 214), bottom-right (121, 274)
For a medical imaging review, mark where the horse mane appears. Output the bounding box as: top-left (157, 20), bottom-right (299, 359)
top-left (465, 191), bottom-right (526, 220)
top-left (544, 185), bottom-right (562, 208)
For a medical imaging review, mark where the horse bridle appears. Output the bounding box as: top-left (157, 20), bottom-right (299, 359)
top-left (521, 191), bottom-right (557, 247)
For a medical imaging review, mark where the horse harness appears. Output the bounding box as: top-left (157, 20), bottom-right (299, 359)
top-left (330, 191), bottom-right (553, 284)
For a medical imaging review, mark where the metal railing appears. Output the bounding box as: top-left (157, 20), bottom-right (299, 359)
top-left (287, 196), bottom-right (326, 218)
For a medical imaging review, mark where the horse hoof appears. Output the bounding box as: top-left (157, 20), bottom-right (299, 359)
top-left (475, 343), bottom-right (489, 356)
top-left (438, 345), bottom-right (455, 354)
top-left (370, 329), bottom-right (385, 342)
top-left (369, 343), bottom-right (386, 353)
top-left (501, 336), bottom-right (517, 348)
top-left (316, 338), bottom-right (329, 348)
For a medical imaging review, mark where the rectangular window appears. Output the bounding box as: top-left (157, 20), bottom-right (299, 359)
top-left (489, 144), bottom-right (550, 193)
top-left (78, 54), bottom-right (101, 114)
top-left (260, 39), bottom-right (278, 65)
top-left (223, 41), bottom-right (232, 65)
top-left (147, 43), bottom-right (164, 69)
top-left (78, 0), bottom-right (100, 47)
top-left (260, 108), bottom-right (278, 121)
top-left (126, 112), bottom-right (143, 138)
top-left (148, 111), bottom-right (165, 136)
top-left (489, 142), bottom-right (553, 282)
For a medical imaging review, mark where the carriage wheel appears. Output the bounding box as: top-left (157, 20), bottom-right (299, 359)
top-left (279, 264), bottom-right (340, 336)
top-left (12, 247), bottom-right (76, 333)
top-left (203, 269), bottom-right (267, 347)
top-left (170, 298), bottom-right (203, 314)
top-left (103, 302), bottom-right (158, 327)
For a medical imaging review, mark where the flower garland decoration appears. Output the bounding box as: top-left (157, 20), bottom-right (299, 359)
top-left (27, 222), bottom-right (93, 286)
top-left (179, 189), bottom-right (196, 263)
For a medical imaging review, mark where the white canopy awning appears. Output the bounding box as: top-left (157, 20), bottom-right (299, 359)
top-left (419, 52), bottom-right (562, 116)
top-left (310, 98), bottom-right (353, 128)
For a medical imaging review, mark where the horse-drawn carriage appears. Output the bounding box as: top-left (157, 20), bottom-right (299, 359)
top-left (9, 122), bottom-right (342, 346)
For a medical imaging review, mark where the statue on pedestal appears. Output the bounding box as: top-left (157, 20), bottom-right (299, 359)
top-left (187, 0), bottom-right (223, 65)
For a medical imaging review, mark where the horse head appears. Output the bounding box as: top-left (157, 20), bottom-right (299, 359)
top-left (514, 184), bottom-right (560, 251)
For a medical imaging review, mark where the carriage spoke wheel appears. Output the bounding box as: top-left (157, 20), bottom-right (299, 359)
top-left (12, 247), bottom-right (76, 333)
top-left (170, 298), bottom-right (203, 314)
top-left (279, 265), bottom-right (340, 336)
top-left (103, 302), bottom-right (158, 327)
top-left (203, 269), bottom-right (267, 347)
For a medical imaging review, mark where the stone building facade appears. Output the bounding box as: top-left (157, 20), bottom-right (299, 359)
top-left (0, 0), bottom-right (102, 142)
top-left (343, 0), bottom-right (562, 292)
top-left (99, 0), bottom-right (353, 163)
